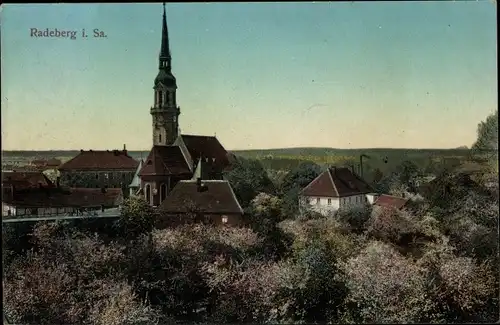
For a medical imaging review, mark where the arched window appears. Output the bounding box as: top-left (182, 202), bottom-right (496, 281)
top-left (159, 133), bottom-right (162, 144)
top-left (145, 184), bottom-right (151, 205)
top-left (160, 183), bottom-right (167, 202)
top-left (158, 91), bottom-right (163, 106)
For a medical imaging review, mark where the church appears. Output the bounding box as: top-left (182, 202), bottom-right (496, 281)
top-left (136, 4), bottom-right (240, 214)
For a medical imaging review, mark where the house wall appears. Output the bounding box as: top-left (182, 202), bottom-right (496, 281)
top-left (2, 204), bottom-right (119, 217)
top-left (140, 175), bottom-right (192, 207)
top-left (366, 193), bottom-right (379, 205)
top-left (141, 179), bottom-right (171, 207)
top-left (156, 212), bottom-right (243, 228)
top-left (301, 194), bottom-right (368, 216)
top-left (59, 170), bottom-right (135, 190)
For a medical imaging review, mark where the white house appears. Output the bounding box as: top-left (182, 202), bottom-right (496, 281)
top-left (299, 167), bottom-right (375, 216)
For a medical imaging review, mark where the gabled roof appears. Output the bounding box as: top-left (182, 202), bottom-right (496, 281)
top-left (139, 145), bottom-right (191, 177)
top-left (176, 134), bottom-right (230, 169)
top-left (58, 150), bottom-right (138, 171)
top-left (301, 167), bottom-right (373, 197)
top-left (2, 171), bottom-right (55, 190)
top-left (129, 159), bottom-right (144, 188)
top-left (3, 188), bottom-right (123, 208)
top-left (159, 180), bottom-right (244, 215)
top-left (373, 194), bottom-right (409, 210)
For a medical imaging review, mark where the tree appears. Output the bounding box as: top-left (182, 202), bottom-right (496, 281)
top-left (396, 160), bottom-right (421, 191)
top-left (225, 157), bottom-right (276, 208)
top-left (341, 241), bottom-right (436, 323)
top-left (279, 161), bottom-right (321, 218)
top-left (118, 197), bottom-right (156, 238)
top-left (472, 110), bottom-right (498, 152)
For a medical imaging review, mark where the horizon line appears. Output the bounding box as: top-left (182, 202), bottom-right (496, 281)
top-left (1, 146), bottom-right (476, 152)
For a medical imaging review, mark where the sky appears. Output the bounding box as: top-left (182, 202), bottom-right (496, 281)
top-left (1, 2), bottom-right (497, 151)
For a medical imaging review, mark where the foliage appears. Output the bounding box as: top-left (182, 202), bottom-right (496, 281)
top-left (118, 197), bottom-right (156, 238)
top-left (472, 110), bottom-right (498, 152)
top-left (341, 241), bottom-right (437, 323)
top-left (225, 157), bottom-right (276, 208)
top-left (279, 161), bottom-right (321, 218)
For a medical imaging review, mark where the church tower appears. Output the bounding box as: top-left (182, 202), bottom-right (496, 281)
top-left (151, 3), bottom-right (180, 146)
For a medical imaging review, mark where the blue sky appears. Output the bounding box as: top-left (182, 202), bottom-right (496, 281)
top-left (1, 2), bottom-right (497, 150)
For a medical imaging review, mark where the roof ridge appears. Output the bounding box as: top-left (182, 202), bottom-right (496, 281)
top-left (327, 168), bottom-right (340, 196)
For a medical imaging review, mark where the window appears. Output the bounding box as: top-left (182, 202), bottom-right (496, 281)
top-left (159, 133), bottom-right (162, 143)
top-left (158, 91), bottom-right (163, 106)
top-left (95, 173), bottom-right (99, 180)
top-left (221, 215), bottom-right (228, 224)
top-left (160, 183), bottom-right (167, 202)
top-left (327, 198), bottom-right (331, 205)
top-left (145, 184), bottom-right (151, 205)
top-left (316, 198), bottom-right (320, 204)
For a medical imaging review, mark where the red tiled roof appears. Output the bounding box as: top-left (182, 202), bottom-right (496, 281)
top-left (159, 180), bottom-right (243, 215)
top-left (2, 171), bottom-right (55, 190)
top-left (301, 167), bottom-right (373, 197)
top-left (179, 134), bottom-right (230, 169)
top-left (58, 150), bottom-right (138, 171)
top-left (139, 146), bottom-right (191, 176)
top-left (373, 194), bottom-right (409, 210)
top-left (3, 187), bottom-right (123, 208)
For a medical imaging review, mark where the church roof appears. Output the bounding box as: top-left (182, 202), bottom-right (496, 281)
top-left (139, 145), bottom-right (191, 176)
top-left (58, 150), bottom-right (138, 171)
top-left (301, 167), bottom-right (373, 198)
top-left (159, 180), bottom-right (243, 215)
top-left (129, 159), bottom-right (144, 188)
top-left (177, 134), bottom-right (230, 169)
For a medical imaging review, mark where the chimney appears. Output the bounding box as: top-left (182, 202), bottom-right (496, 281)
top-left (123, 144), bottom-right (126, 151)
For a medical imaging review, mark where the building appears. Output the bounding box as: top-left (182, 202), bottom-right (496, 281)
top-left (2, 187), bottom-right (123, 217)
top-left (138, 4), bottom-right (234, 206)
top-left (372, 194), bottom-right (409, 211)
top-left (159, 178), bottom-right (244, 227)
top-left (57, 146), bottom-right (139, 191)
top-left (2, 171), bottom-right (123, 217)
top-left (138, 145), bottom-right (192, 206)
top-left (299, 167), bottom-right (374, 216)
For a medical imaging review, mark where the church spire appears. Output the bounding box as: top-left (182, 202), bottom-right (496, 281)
top-left (160, 3), bottom-right (171, 64)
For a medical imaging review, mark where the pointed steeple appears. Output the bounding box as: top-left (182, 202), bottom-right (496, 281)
top-left (160, 2), bottom-right (171, 61)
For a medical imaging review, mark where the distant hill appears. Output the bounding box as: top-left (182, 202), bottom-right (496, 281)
top-left (1, 147), bottom-right (474, 160)
top-left (230, 147), bottom-right (473, 158)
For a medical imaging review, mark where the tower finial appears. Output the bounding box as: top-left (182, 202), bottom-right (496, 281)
top-left (160, 2), bottom-right (171, 61)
